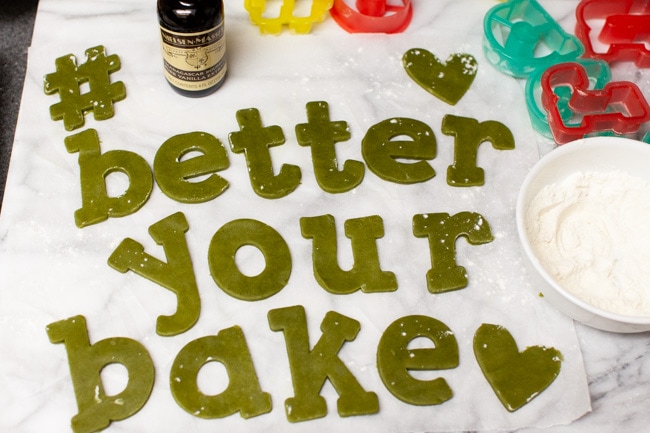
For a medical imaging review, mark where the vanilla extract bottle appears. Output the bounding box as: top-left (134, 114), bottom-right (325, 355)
top-left (158, 0), bottom-right (227, 97)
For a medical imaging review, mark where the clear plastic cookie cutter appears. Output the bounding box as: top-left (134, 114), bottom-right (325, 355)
top-left (483, 0), bottom-right (584, 78)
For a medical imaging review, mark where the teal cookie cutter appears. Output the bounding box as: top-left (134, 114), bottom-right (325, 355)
top-left (525, 59), bottom-right (611, 138)
top-left (483, 0), bottom-right (584, 78)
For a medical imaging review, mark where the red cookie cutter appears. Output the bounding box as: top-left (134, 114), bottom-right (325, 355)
top-left (575, 0), bottom-right (650, 67)
top-left (541, 62), bottom-right (650, 144)
top-left (330, 0), bottom-right (413, 34)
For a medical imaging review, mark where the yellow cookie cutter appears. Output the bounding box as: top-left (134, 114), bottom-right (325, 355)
top-left (245, 0), bottom-right (333, 34)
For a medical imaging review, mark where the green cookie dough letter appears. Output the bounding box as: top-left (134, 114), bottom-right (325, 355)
top-left (362, 117), bottom-right (436, 184)
top-left (65, 129), bottom-right (153, 228)
top-left (413, 212), bottom-right (494, 293)
top-left (268, 305), bottom-right (379, 422)
top-left (295, 101), bottom-right (364, 193)
top-left (300, 214), bottom-right (397, 294)
top-left (441, 114), bottom-right (515, 187)
top-left (377, 315), bottom-right (458, 405)
top-left (228, 108), bottom-right (301, 198)
top-left (154, 131), bottom-right (230, 203)
top-left (208, 219), bottom-right (291, 301)
top-left (46, 315), bottom-right (154, 433)
top-left (108, 212), bottom-right (200, 336)
top-left (170, 326), bottom-right (272, 419)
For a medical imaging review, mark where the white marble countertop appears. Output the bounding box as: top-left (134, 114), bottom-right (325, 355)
top-left (1, 1), bottom-right (649, 432)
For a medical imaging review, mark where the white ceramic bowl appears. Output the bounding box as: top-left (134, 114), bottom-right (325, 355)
top-left (516, 136), bottom-right (650, 333)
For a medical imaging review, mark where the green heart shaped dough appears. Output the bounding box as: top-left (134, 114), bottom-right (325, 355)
top-left (473, 324), bottom-right (562, 412)
top-left (403, 49), bottom-right (477, 106)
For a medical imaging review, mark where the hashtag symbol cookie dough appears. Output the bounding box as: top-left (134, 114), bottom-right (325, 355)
top-left (44, 45), bottom-right (126, 131)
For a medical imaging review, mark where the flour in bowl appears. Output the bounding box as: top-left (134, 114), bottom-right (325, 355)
top-left (526, 170), bottom-right (650, 317)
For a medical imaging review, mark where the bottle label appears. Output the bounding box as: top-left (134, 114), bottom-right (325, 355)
top-left (160, 22), bottom-right (227, 92)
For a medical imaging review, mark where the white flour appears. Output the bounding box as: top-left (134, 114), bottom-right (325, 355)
top-left (526, 170), bottom-right (650, 317)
